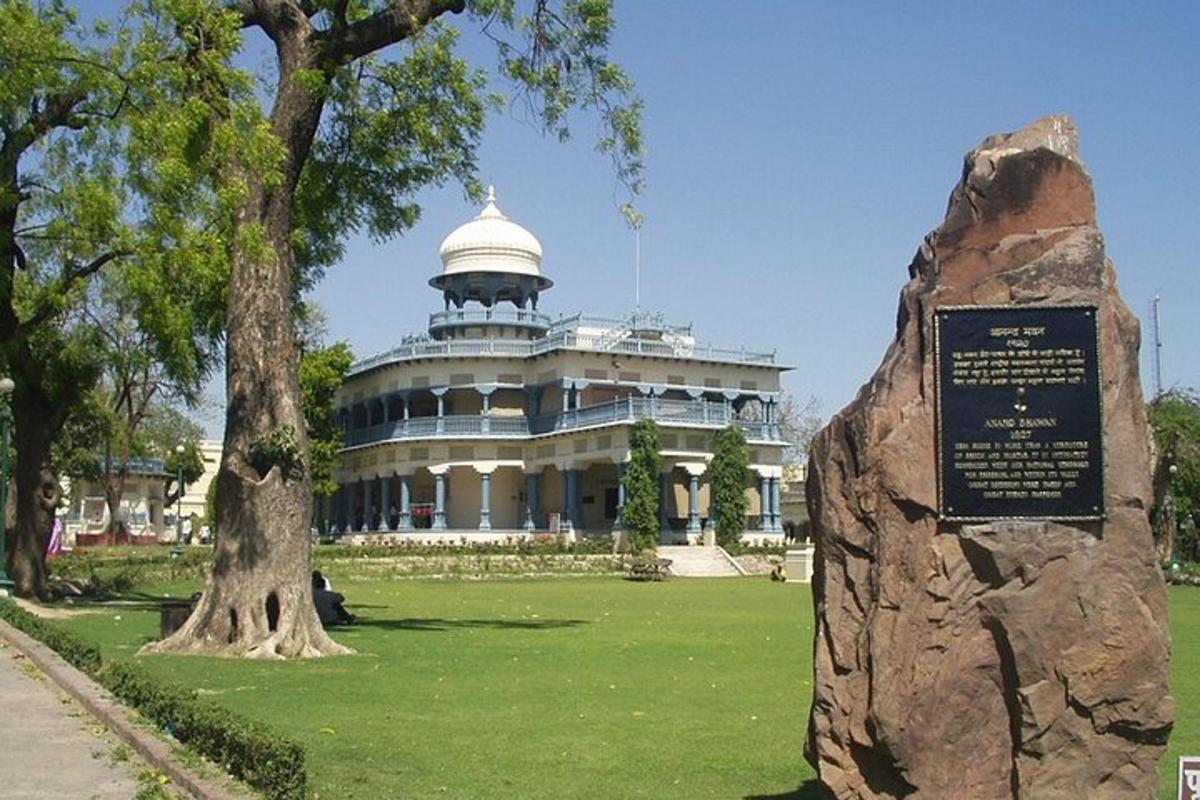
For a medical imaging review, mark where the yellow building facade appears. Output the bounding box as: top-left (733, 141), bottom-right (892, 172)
top-left (325, 190), bottom-right (790, 544)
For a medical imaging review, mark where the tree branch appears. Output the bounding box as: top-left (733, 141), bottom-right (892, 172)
top-left (318, 0), bottom-right (466, 65)
top-left (19, 250), bottom-right (128, 331)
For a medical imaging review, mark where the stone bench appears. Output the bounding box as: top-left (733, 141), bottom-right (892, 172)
top-left (629, 557), bottom-right (672, 581)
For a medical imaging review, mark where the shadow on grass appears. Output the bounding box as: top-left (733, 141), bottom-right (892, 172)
top-left (60, 590), bottom-right (192, 611)
top-left (744, 780), bottom-right (831, 800)
top-left (353, 617), bottom-right (589, 632)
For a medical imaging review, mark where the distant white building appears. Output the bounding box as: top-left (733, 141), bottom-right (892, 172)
top-left (63, 458), bottom-right (169, 546)
top-left (324, 189), bottom-right (792, 544)
top-left (174, 439), bottom-right (222, 522)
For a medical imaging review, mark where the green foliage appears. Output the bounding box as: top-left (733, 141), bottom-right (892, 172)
top-left (0, 599), bottom-right (102, 674)
top-left (1151, 389), bottom-right (1200, 560)
top-left (163, 439), bottom-right (205, 500)
top-left (710, 425), bottom-right (751, 549)
top-left (51, 546), bottom-right (212, 587)
top-left (470, 0), bottom-right (644, 219)
top-left (622, 419), bottom-right (660, 553)
top-left (51, 390), bottom-right (113, 483)
top-left (0, 596), bottom-right (305, 800)
top-left (299, 338), bottom-right (354, 496)
top-left (100, 661), bottom-right (306, 800)
top-left (249, 425), bottom-right (305, 480)
top-left (204, 473), bottom-right (219, 538)
top-left (293, 24), bottom-right (494, 280)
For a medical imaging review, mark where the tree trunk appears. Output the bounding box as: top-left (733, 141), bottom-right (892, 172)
top-left (9, 388), bottom-right (59, 599)
top-left (145, 16), bottom-right (347, 658)
top-left (102, 468), bottom-right (125, 538)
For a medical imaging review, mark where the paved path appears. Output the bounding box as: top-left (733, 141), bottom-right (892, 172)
top-left (0, 639), bottom-right (143, 799)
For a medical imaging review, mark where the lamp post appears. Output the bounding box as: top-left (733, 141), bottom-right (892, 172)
top-left (0, 377), bottom-right (12, 594)
top-left (173, 443), bottom-right (185, 555)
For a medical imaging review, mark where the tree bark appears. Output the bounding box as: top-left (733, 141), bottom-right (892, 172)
top-left (8, 387), bottom-right (60, 599)
top-left (145, 6), bottom-right (344, 658)
top-left (145, 0), bottom-right (465, 658)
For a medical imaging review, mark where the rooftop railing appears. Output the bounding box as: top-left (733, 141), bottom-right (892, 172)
top-left (342, 397), bottom-right (782, 448)
top-left (349, 329), bottom-right (777, 376)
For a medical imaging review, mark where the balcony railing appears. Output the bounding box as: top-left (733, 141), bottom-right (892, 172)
top-left (342, 397), bottom-right (782, 448)
top-left (349, 328), bottom-right (777, 376)
top-left (428, 308), bottom-right (553, 335)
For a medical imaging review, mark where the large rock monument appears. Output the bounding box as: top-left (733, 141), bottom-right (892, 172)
top-left (805, 116), bottom-right (1174, 798)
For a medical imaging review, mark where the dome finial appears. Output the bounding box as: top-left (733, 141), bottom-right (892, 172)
top-left (486, 184), bottom-right (496, 203)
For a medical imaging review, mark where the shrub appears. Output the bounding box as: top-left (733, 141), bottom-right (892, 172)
top-left (0, 598), bottom-right (305, 800)
top-left (99, 661), bottom-right (306, 800)
top-left (0, 599), bottom-right (102, 674)
top-left (622, 419), bottom-right (661, 553)
top-left (710, 425), bottom-right (751, 549)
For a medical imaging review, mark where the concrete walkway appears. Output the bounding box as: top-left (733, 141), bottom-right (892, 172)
top-left (0, 639), bottom-right (143, 799)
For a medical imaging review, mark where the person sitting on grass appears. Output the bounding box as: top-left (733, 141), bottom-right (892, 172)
top-left (312, 571), bottom-right (355, 626)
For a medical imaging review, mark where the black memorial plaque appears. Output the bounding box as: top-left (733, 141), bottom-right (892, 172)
top-left (935, 305), bottom-right (1104, 521)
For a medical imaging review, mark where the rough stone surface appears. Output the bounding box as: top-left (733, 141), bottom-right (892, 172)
top-left (804, 115), bottom-right (1174, 799)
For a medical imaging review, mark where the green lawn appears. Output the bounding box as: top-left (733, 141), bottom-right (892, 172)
top-left (57, 577), bottom-right (817, 799)
top-left (49, 578), bottom-right (1200, 799)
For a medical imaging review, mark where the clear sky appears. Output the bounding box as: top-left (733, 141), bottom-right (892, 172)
top-left (98, 2), bottom-right (1200, 434)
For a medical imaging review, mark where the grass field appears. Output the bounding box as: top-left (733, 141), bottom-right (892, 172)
top-left (47, 577), bottom-right (1200, 799)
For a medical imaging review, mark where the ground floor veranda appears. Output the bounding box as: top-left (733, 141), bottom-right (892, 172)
top-left (317, 459), bottom-right (786, 545)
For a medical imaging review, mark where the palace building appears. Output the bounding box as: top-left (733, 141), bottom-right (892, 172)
top-left (322, 189), bottom-right (790, 544)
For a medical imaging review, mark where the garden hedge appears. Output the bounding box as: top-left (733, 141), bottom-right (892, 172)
top-left (0, 598), bottom-right (305, 800)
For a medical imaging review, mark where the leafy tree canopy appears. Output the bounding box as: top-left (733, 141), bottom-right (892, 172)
top-left (1150, 389), bottom-right (1200, 560)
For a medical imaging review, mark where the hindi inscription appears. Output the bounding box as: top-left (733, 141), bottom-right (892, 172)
top-left (936, 305), bottom-right (1104, 521)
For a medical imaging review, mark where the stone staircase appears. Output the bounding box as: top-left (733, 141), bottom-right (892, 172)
top-left (657, 545), bottom-right (746, 578)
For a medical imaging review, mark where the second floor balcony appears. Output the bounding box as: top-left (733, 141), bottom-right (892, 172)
top-left (342, 396), bottom-right (782, 449)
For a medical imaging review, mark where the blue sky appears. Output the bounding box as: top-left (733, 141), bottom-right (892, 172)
top-left (95, 2), bottom-right (1200, 433)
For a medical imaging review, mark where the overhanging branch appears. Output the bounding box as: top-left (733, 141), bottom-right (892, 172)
top-left (19, 250), bottom-right (128, 331)
top-left (318, 0), bottom-right (466, 65)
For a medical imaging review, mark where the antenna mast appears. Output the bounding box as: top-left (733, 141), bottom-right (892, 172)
top-left (1153, 293), bottom-right (1164, 399)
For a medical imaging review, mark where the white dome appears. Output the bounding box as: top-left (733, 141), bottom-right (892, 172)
top-left (438, 187), bottom-right (543, 277)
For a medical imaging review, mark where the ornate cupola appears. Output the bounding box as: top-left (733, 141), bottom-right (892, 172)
top-left (427, 187), bottom-right (554, 340)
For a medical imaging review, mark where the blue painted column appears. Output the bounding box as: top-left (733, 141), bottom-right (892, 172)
top-left (525, 386), bottom-right (542, 417)
top-left (562, 468), bottom-right (575, 529)
top-left (361, 478), bottom-right (373, 532)
top-left (771, 477), bottom-right (783, 532)
top-left (572, 469), bottom-right (585, 530)
top-left (524, 471), bottom-right (540, 531)
top-left (333, 484), bottom-right (345, 534)
top-left (559, 384), bottom-right (570, 430)
top-left (379, 474), bottom-right (392, 531)
top-left (614, 461), bottom-right (628, 529)
top-left (433, 387), bottom-right (447, 434)
top-left (397, 474), bottom-right (412, 530)
top-left (759, 475), bottom-right (771, 532)
top-left (687, 474), bottom-right (702, 533)
top-left (480, 388), bottom-right (492, 434)
top-left (479, 470), bottom-right (493, 531)
top-left (432, 471), bottom-right (447, 530)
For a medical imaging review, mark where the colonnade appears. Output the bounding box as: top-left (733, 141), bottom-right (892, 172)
top-left (317, 462), bottom-right (784, 537)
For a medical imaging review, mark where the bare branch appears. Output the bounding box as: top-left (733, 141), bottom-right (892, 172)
top-left (318, 0), bottom-right (466, 65)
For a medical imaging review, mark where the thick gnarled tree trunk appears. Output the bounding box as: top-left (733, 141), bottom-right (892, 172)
top-left (9, 387), bottom-right (60, 600)
top-left (145, 0), bottom-right (468, 658)
top-left (146, 8), bottom-right (346, 658)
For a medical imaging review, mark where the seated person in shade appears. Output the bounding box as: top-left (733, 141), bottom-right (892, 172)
top-left (312, 571), bottom-right (355, 625)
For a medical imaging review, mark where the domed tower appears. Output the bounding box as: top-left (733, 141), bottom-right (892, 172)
top-left (427, 187), bottom-right (553, 340)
